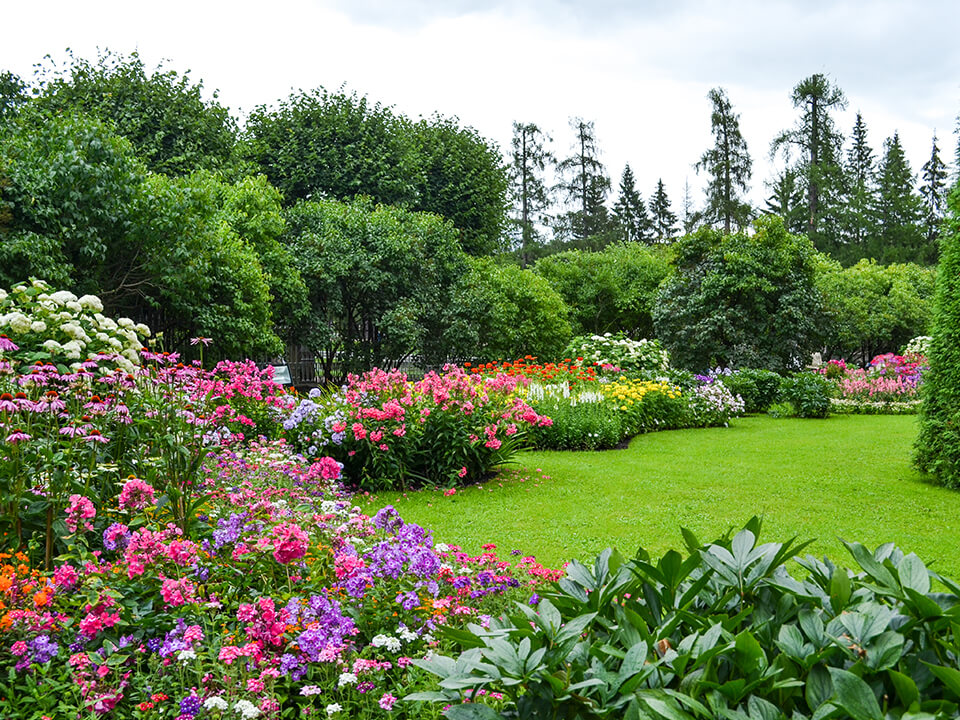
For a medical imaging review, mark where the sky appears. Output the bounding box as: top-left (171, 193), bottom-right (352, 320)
top-left (4, 0), bottom-right (959, 211)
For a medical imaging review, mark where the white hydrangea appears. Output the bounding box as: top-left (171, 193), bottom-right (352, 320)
top-left (61, 340), bottom-right (83, 359)
top-left (65, 301), bottom-right (82, 313)
top-left (42, 340), bottom-right (62, 354)
top-left (96, 332), bottom-right (110, 342)
top-left (117, 317), bottom-right (134, 329)
top-left (77, 294), bottom-right (104, 312)
top-left (134, 323), bottom-right (151, 337)
top-left (0, 289), bottom-right (7, 301)
top-left (30, 321), bottom-right (47, 334)
top-left (98, 316), bottom-right (118, 331)
top-left (60, 323), bottom-right (87, 342)
top-left (50, 290), bottom-right (78, 305)
top-left (107, 337), bottom-right (123, 350)
top-left (6, 312), bottom-right (32, 334)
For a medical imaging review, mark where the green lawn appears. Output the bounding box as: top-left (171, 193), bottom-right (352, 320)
top-left (359, 414), bottom-right (960, 578)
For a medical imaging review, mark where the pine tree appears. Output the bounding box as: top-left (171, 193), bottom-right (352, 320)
top-left (920, 133), bottom-right (949, 250)
top-left (836, 112), bottom-right (879, 262)
top-left (875, 132), bottom-right (927, 263)
top-left (649, 179), bottom-right (678, 242)
top-left (508, 122), bottom-right (554, 267)
top-left (556, 117), bottom-right (610, 242)
top-left (695, 87), bottom-right (752, 233)
top-left (771, 74), bottom-right (847, 251)
top-left (613, 164), bottom-right (653, 243)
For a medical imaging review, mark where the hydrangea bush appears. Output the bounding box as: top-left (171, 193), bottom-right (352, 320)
top-left (0, 279), bottom-right (149, 373)
top-left (562, 333), bottom-right (670, 376)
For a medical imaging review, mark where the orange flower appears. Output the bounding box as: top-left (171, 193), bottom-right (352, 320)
top-left (33, 590), bottom-right (49, 608)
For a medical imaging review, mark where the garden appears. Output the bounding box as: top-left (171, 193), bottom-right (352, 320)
top-left (4, 273), bottom-right (960, 720)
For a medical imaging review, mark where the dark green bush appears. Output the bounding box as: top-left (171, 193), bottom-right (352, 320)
top-left (411, 519), bottom-right (960, 720)
top-left (725, 368), bottom-right (783, 413)
top-left (777, 372), bottom-right (833, 418)
top-left (526, 399), bottom-right (623, 451)
top-left (915, 187), bottom-right (960, 488)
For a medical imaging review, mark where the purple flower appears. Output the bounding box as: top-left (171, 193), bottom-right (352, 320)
top-left (529, 593), bottom-right (541, 606)
top-left (102, 522), bottom-right (132, 552)
top-left (373, 506), bottom-right (404, 533)
top-left (28, 635), bottom-right (59, 664)
top-left (179, 694), bottom-right (203, 716)
top-left (396, 591), bottom-right (420, 610)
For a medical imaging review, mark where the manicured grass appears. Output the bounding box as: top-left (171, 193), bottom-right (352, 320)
top-left (360, 414), bottom-right (960, 578)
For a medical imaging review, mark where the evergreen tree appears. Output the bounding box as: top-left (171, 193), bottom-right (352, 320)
top-left (837, 112), bottom-right (879, 262)
top-left (764, 167), bottom-right (805, 232)
top-left (920, 133), bottom-right (949, 249)
top-left (556, 117), bottom-right (610, 242)
top-left (612, 164), bottom-right (653, 243)
top-left (508, 122), bottom-right (554, 267)
top-left (771, 73), bottom-right (847, 251)
top-left (649, 179), bottom-right (678, 242)
top-left (695, 87), bottom-right (752, 233)
top-left (681, 178), bottom-right (702, 235)
top-left (875, 132), bottom-right (927, 263)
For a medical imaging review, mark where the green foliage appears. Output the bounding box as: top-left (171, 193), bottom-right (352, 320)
top-left (555, 118), bottom-right (612, 244)
top-left (654, 216), bottom-right (827, 372)
top-left (875, 132), bottom-right (929, 264)
top-left (776, 373), bottom-right (834, 418)
top-left (533, 244), bottom-right (671, 338)
top-left (444, 257), bottom-right (572, 362)
top-left (0, 71), bottom-right (27, 124)
top-left (696, 87), bottom-right (753, 234)
top-left (724, 369), bottom-right (782, 413)
top-left (31, 49), bottom-right (239, 176)
top-left (509, 122), bottom-right (555, 265)
top-left (412, 114), bottom-right (509, 255)
top-left (649, 178), bottom-right (678, 242)
top-left (284, 197), bottom-right (467, 379)
top-left (0, 110), bottom-right (145, 292)
top-left (817, 257), bottom-right (935, 361)
top-left (245, 87), bottom-right (421, 207)
top-left (525, 398), bottom-right (625, 450)
top-left (612, 164), bottom-right (654, 244)
top-left (414, 519), bottom-right (960, 720)
top-left (916, 187), bottom-right (960, 487)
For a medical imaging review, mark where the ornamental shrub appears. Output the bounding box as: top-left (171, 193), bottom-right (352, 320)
top-left (562, 333), bottom-right (669, 376)
top-left (777, 372), bottom-right (833, 418)
top-left (915, 187), bottom-right (960, 487)
top-left (724, 368), bottom-right (782, 413)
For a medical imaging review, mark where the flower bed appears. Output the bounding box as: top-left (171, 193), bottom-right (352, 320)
top-left (821, 353), bottom-right (927, 414)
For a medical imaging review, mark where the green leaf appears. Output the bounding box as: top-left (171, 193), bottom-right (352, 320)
top-left (445, 703), bottom-right (501, 720)
top-left (922, 662), bottom-right (960, 699)
top-left (829, 568), bottom-right (852, 612)
top-left (404, 691), bottom-right (451, 702)
top-left (842, 540), bottom-right (898, 591)
top-left (827, 667), bottom-right (883, 720)
top-left (898, 554), bottom-right (931, 594)
top-left (866, 631), bottom-right (904, 672)
top-left (775, 624), bottom-right (806, 660)
top-left (888, 669), bottom-right (919, 708)
top-left (805, 664), bottom-right (832, 710)
top-left (734, 630), bottom-right (766, 675)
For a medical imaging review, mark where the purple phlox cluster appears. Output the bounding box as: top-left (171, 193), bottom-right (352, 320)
top-left (395, 590), bottom-right (419, 610)
top-left (283, 398), bottom-right (321, 431)
top-left (158, 618), bottom-right (203, 658)
top-left (292, 594), bottom-right (357, 663)
top-left (179, 694), bottom-right (203, 717)
top-left (372, 505), bottom-right (404, 533)
top-left (26, 634), bottom-right (60, 665)
top-left (102, 522), bottom-right (132, 552)
top-left (211, 512), bottom-right (254, 550)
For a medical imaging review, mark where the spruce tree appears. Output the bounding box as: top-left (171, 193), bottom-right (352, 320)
top-left (556, 117), bottom-right (610, 242)
top-left (695, 87), bottom-right (752, 233)
top-left (875, 132), bottom-right (926, 263)
top-left (920, 133), bottom-right (949, 250)
top-left (915, 186), bottom-right (960, 487)
top-left (771, 74), bottom-right (847, 251)
top-left (613, 164), bottom-right (654, 243)
top-left (649, 179), bottom-right (678, 242)
top-left (765, 167), bottom-right (806, 232)
top-left (837, 112), bottom-right (879, 262)
top-left (509, 122), bottom-right (554, 267)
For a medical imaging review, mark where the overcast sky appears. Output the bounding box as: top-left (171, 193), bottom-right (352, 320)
top-left (4, 0), bottom-right (959, 211)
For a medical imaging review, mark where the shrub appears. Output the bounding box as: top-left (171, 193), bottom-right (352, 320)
top-left (777, 372), bottom-right (834, 418)
top-left (562, 333), bottom-right (669, 376)
top-left (724, 368), bottom-right (782, 413)
top-left (525, 396), bottom-right (623, 451)
top-left (412, 519), bottom-right (960, 720)
top-left (916, 187), bottom-right (960, 487)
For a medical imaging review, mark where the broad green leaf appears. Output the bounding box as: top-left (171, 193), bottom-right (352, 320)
top-left (735, 630), bottom-right (766, 675)
top-left (921, 662), bottom-right (960, 698)
top-left (775, 624), bottom-right (806, 660)
top-left (888, 669), bottom-right (919, 708)
top-left (404, 691), bottom-right (451, 702)
top-left (445, 703), bottom-right (501, 720)
top-left (827, 667), bottom-right (882, 720)
top-left (829, 568), bottom-right (851, 612)
top-left (842, 541), bottom-right (898, 591)
top-left (866, 631), bottom-right (904, 672)
top-left (805, 664), bottom-right (832, 710)
top-left (898, 554), bottom-right (931, 594)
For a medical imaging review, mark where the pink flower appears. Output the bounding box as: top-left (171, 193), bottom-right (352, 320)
top-left (54, 564), bottom-right (79, 589)
top-left (272, 522), bottom-right (309, 564)
top-left (247, 678), bottom-right (265, 694)
top-left (65, 494), bottom-right (96, 533)
top-left (237, 603), bottom-right (257, 622)
top-left (218, 646), bottom-right (242, 664)
top-left (457, 466), bottom-right (467, 478)
top-left (160, 576), bottom-right (195, 608)
top-left (379, 693), bottom-right (398, 711)
top-left (11, 641), bottom-right (27, 656)
top-left (119, 478), bottom-right (156, 511)
top-left (484, 438), bottom-right (502, 450)
top-left (352, 423), bottom-right (367, 440)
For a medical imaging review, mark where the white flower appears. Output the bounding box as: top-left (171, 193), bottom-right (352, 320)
top-left (50, 290), bottom-right (78, 305)
top-left (61, 340), bottom-right (83, 359)
top-left (30, 320), bottom-right (47, 333)
top-left (233, 699), bottom-right (261, 719)
top-left (300, 685), bottom-right (323, 696)
top-left (398, 626), bottom-right (418, 643)
top-left (117, 317), bottom-right (134, 329)
top-left (177, 649), bottom-right (197, 661)
top-left (5, 312), bottom-right (31, 334)
top-left (434, 543), bottom-right (449, 553)
top-left (107, 337), bottom-right (123, 350)
top-left (134, 323), bottom-right (151, 337)
top-left (42, 339), bottom-right (61, 353)
top-left (337, 672), bottom-right (358, 687)
top-left (372, 634), bottom-right (402, 652)
top-left (326, 704), bottom-right (342, 716)
top-left (65, 301), bottom-right (82, 313)
top-left (0, 289), bottom-right (6, 301)
top-left (77, 294), bottom-right (104, 312)
top-left (204, 696), bottom-right (228, 710)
